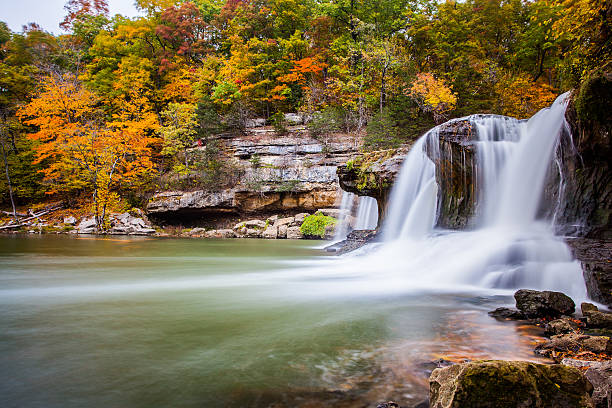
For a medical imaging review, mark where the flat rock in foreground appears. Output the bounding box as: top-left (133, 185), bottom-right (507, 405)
top-left (429, 360), bottom-right (593, 408)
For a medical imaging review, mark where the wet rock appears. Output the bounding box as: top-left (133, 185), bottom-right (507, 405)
top-left (582, 303), bottom-right (600, 316)
top-left (545, 318), bottom-right (579, 336)
top-left (488, 307), bottom-right (527, 320)
top-left (429, 360), bottom-right (593, 408)
top-left (63, 216), bottom-right (77, 225)
top-left (514, 289), bottom-right (576, 318)
top-left (330, 230), bottom-right (380, 255)
top-left (413, 400), bottom-right (429, 408)
top-left (587, 311), bottom-right (612, 329)
top-left (562, 359), bottom-right (612, 408)
top-left (323, 223), bottom-right (336, 240)
top-left (262, 226), bottom-right (278, 239)
top-left (567, 239), bottom-right (612, 308)
top-left (286, 226), bottom-right (303, 239)
top-left (535, 333), bottom-right (612, 357)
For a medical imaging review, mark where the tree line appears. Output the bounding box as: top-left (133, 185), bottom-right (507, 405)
top-left (0, 0), bottom-right (609, 227)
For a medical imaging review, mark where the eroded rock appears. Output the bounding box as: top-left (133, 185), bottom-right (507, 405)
top-left (514, 289), bottom-right (576, 318)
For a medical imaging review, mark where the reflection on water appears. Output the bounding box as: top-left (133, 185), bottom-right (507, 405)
top-left (0, 235), bottom-right (548, 408)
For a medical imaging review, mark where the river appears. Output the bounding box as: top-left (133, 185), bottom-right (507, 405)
top-left (0, 235), bottom-right (548, 408)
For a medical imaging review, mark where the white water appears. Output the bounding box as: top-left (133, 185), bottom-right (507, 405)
top-left (383, 134), bottom-right (439, 240)
top-left (354, 197), bottom-right (378, 230)
top-left (332, 190), bottom-right (356, 242)
top-left (326, 92), bottom-right (587, 301)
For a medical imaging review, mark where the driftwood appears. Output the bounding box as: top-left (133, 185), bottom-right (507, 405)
top-left (0, 204), bottom-right (63, 230)
top-left (1, 211), bottom-right (28, 217)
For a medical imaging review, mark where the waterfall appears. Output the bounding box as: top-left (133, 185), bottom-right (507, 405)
top-left (333, 92), bottom-right (587, 301)
top-left (383, 132), bottom-right (440, 241)
top-left (354, 197), bottom-right (378, 230)
top-left (333, 191), bottom-right (356, 242)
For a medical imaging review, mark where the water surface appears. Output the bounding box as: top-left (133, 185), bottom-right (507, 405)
top-left (0, 235), bottom-right (546, 408)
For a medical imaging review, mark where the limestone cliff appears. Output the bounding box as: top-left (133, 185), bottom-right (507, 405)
top-left (147, 126), bottom-right (359, 226)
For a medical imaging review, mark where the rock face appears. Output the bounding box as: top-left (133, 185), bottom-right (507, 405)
top-left (74, 213), bottom-right (156, 235)
top-left (562, 359), bottom-right (612, 408)
top-left (337, 149), bottom-right (405, 225)
top-left (429, 360), bottom-right (594, 408)
top-left (567, 238), bottom-right (612, 307)
top-left (514, 289), bottom-right (576, 318)
top-left (148, 132), bottom-right (359, 224)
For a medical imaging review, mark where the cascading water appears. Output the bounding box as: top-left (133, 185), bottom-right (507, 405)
top-left (383, 132), bottom-right (440, 241)
top-left (332, 190), bottom-right (356, 242)
top-left (354, 197), bottom-right (378, 230)
top-left (316, 92), bottom-right (586, 302)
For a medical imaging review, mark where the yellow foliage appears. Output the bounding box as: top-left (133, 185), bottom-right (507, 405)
top-left (409, 73), bottom-right (457, 123)
top-left (494, 73), bottom-right (557, 119)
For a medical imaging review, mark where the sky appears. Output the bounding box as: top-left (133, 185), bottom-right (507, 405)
top-left (2, 0), bottom-right (142, 34)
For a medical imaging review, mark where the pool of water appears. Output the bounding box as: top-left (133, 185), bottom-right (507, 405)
top-left (0, 235), bottom-right (547, 408)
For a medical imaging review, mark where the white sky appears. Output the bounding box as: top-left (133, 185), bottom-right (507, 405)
top-left (1, 0), bottom-right (142, 34)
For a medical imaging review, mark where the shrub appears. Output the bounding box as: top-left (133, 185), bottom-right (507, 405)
top-left (270, 112), bottom-right (289, 136)
top-left (300, 213), bottom-right (337, 238)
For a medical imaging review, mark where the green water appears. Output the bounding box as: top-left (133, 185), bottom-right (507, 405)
top-left (0, 235), bottom-right (543, 407)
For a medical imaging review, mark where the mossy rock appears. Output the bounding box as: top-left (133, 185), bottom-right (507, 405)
top-left (430, 360), bottom-right (593, 408)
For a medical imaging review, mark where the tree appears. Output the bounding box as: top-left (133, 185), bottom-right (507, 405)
top-left (158, 102), bottom-right (198, 171)
top-left (17, 74), bottom-right (157, 228)
top-left (409, 73), bottom-right (457, 123)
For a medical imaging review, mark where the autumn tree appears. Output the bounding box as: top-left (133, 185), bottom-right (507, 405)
top-left (158, 102), bottom-right (198, 172)
top-left (409, 73), bottom-right (457, 124)
top-left (17, 74), bottom-right (157, 228)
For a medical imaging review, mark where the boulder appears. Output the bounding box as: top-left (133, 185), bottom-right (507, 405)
top-left (562, 359), bottom-right (612, 408)
top-left (278, 224), bottom-right (288, 238)
top-left (284, 113), bottom-right (304, 125)
top-left (205, 229), bottom-right (235, 239)
top-left (246, 118), bottom-right (266, 128)
top-left (582, 303), bottom-right (600, 316)
top-left (293, 213), bottom-right (309, 225)
top-left (286, 226), bottom-right (303, 239)
top-left (235, 220), bottom-right (267, 229)
top-left (76, 217), bottom-right (97, 233)
top-left (189, 227), bottom-right (207, 236)
top-left (429, 360), bottom-right (594, 408)
top-left (63, 216), bottom-right (77, 225)
top-left (488, 307), bottom-right (527, 320)
top-left (245, 228), bottom-right (262, 238)
top-left (514, 289), bottom-right (576, 318)
top-left (273, 217), bottom-right (294, 228)
top-left (535, 333), bottom-right (612, 357)
top-left (545, 318), bottom-right (579, 336)
top-left (266, 215), bottom-right (279, 223)
top-left (262, 226), bottom-right (278, 239)
top-left (587, 311), bottom-right (612, 329)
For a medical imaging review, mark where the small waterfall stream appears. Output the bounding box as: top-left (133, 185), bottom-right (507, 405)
top-left (354, 197), bottom-right (378, 230)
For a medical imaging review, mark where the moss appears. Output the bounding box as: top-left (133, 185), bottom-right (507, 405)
top-left (575, 66), bottom-right (612, 126)
top-left (300, 213), bottom-right (337, 238)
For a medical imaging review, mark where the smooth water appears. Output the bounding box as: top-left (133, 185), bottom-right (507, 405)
top-left (1, 235), bottom-right (546, 408)
top-left (374, 93), bottom-right (586, 300)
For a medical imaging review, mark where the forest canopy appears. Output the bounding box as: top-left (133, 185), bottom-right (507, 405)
top-left (0, 0), bottom-right (609, 225)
